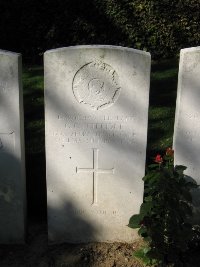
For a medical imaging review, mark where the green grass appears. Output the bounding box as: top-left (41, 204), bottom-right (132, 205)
top-left (22, 66), bottom-right (45, 218)
top-left (23, 66), bottom-right (44, 154)
top-left (147, 58), bottom-right (179, 162)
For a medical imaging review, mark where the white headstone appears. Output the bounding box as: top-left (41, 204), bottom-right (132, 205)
top-left (0, 50), bottom-right (26, 243)
top-left (45, 45), bottom-right (151, 243)
top-left (173, 47), bottom-right (200, 221)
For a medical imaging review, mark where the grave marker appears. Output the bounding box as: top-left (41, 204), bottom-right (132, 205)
top-left (0, 50), bottom-right (26, 243)
top-left (45, 45), bottom-right (151, 243)
top-left (173, 47), bottom-right (200, 221)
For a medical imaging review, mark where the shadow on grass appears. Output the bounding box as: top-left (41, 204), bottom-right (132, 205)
top-left (146, 58), bottom-right (179, 160)
top-left (150, 60), bottom-right (178, 107)
top-left (151, 58), bottom-right (179, 72)
top-left (26, 153), bottom-right (46, 219)
top-left (23, 66), bottom-right (46, 220)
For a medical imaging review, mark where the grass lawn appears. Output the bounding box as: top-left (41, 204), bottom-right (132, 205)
top-left (147, 58), bottom-right (178, 161)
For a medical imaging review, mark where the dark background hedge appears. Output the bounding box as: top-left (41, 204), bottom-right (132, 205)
top-left (1, 0), bottom-right (200, 63)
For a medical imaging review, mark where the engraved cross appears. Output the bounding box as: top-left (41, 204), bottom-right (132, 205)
top-left (76, 148), bottom-right (114, 206)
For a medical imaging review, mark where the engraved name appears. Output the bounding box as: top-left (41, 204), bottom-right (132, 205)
top-left (49, 123), bottom-right (135, 144)
top-left (48, 114), bottom-right (136, 144)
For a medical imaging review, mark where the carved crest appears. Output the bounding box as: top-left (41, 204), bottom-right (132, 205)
top-left (72, 61), bottom-right (121, 110)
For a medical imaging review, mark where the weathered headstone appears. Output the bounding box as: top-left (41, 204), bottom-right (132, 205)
top-left (0, 50), bottom-right (26, 243)
top-left (45, 45), bottom-right (151, 243)
top-left (173, 47), bottom-right (200, 221)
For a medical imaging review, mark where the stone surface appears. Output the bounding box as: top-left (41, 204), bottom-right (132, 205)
top-left (173, 47), bottom-right (200, 222)
top-left (44, 45), bottom-right (151, 243)
top-left (0, 50), bottom-right (26, 243)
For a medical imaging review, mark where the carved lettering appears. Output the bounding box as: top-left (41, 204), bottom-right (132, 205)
top-left (72, 209), bottom-right (118, 216)
top-left (58, 114), bottom-right (136, 122)
top-left (48, 114), bottom-right (137, 145)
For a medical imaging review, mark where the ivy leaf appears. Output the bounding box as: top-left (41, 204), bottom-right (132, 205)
top-left (143, 236), bottom-right (152, 242)
top-left (143, 246), bottom-right (151, 254)
top-left (144, 172), bottom-right (161, 184)
top-left (148, 164), bottom-right (159, 169)
top-left (144, 195), bottom-right (152, 202)
top-left (185, 181), bottom-right (199, 189)
top-left (142, 172), bottom-right (156, 181)
top-left (133, 247), bottom-right (152, 265)
top-left (128, 214), bottom-right (142, 229)
top-left (181, 189), bottom-right (192, 202)
top-left (175, 165), bottom-right (187, 174)
top-left (138, 226), bottom-right (148, 236)
top-left (140, 202), bottom-right (153, 216)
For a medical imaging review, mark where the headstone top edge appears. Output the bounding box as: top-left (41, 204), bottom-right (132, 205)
top-left (0, 49), bottom-right (21, 57)
top-left (180, 46), bottom-right (200, 54)
top-left (0, 49), bottom-right (21, 58)
top-left (44, 45), bottom-right (150, 57)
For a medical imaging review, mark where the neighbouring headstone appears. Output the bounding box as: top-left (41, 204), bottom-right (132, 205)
top-left (173, 47), bottom-right (200, 221)
top-left (45, 45), bottom-right (151, 243)
top-left (0, 50), bottom-right (26, 243)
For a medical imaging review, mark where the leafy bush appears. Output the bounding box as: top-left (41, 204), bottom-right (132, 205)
top-left (128, 148), bottom-right (199, 266)
top-left (1, 0), bottom-right (200, 62)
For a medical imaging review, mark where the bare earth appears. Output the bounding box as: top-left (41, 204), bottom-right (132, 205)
top-left (0, 221), bottom-right (143, 267)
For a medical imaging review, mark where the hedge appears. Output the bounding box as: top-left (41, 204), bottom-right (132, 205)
top-left (1, 0), bottom-right (200, 63)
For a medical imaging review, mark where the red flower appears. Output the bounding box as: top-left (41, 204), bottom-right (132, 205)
top-left (166, 147), bottom-right (174, 157)
top-left (154, 154), bottom-right (163, 164)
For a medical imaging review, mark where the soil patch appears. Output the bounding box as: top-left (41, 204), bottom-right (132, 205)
top-left (2, 220), bottom-right (199, 266)
top-left (0, 220), bottom-right (143, 267)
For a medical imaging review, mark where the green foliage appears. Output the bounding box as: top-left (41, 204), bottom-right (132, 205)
top-left (128, 148), bottom-right (199, 266)
top-left (133, 246), bottom-right (153, 266)
top-left (23, 66), bottom-right (44, 154)
top-left (1, 1), bottom-right (200, 62)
